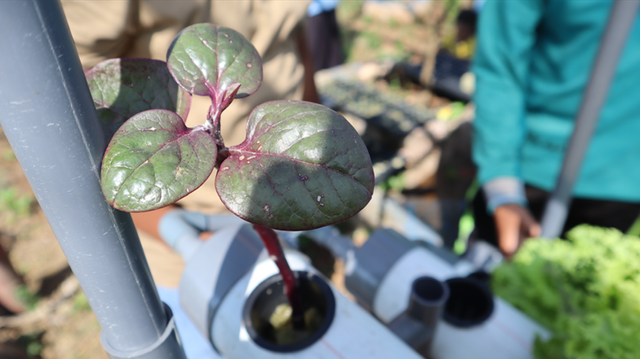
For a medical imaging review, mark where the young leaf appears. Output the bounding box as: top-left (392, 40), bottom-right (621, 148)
top-left (166, 24), bottom-right (262, 102)
top-left (216, 101), bottom-right (374, 230)
top-left (101, 110), bottom-right (216, 212)
top-left (85, 58), bottom-right (191, 141)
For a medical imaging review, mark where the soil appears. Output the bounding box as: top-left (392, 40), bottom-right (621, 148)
top-left (0, 127), bottom-right (108, 358)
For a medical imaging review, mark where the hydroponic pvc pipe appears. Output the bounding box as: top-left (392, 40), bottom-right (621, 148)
top-left (346, 230), bottom-right (549, 359)
top-left (387, 276), bottom-right (450, 356)
top-left (540, 0), bottom-right (640, 239)
top-left (156, 211), bottom-right (422, 358)
top-left (0, 1), bottom-right (186, 358)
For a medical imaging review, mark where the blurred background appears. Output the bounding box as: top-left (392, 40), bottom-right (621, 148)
top-left (3, 0), bottom-right (639, 358)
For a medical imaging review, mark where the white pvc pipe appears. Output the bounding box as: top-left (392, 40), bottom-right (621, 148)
top-left (178, 225), bottom-right (248, 335)
top-left (211, 252), bottom-right (424, 359)
top-left (373, 247), bottom-right (458, 323)
top-left (431, 300), bottom-right (551, 359)
top-left (371, 247), bottom-right (550, 359)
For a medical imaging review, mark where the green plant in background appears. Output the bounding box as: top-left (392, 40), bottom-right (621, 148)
top-left (492, 225), bottom-right (640, 359)
top-left (453, 211), bottom-right (473, 254)
top-left (452, 179), bottom-right (478, 255)
top-left (0, 186), bottom-right (34, 221)
top-left (394, 39), bottom-right (405, 54)
top-left (441, 0), bottom-right (463, 39)
top-left (2, 148), bottom-right (16, 162)
top-left (380, 172), bottom-right (405, 193)
top-left (337, 0), bottom-right (364, 23)
top-left (436, 102), bottom-right (466, 122)
top-left (73, 291), bottom-right (91, 313)
top-left (625, 214), bottom-right (640, 237)
top-left (15, 284), bottom-right (40, 311)
top-left (362, 30), bottom-right (382, 49)
top-left (16, 332), bottom-right (44, 357)
top-left (388, 76), bottom-right (403, 91)
top-left (336, 0), bottom-right (364, 63)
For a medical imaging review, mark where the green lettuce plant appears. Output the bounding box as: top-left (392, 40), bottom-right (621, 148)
top-left (492, 225), bottom-right (640, 359)
top-left (85, 24), bottom-right (374, 329)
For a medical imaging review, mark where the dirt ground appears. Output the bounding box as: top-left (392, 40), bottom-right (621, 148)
top-left (0, 126), bottom-right (108, 359)
top-left (0, 1), bottom-right (472, 357)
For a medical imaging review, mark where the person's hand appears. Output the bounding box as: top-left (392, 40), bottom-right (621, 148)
top-left (493, 204), bottom-right (541, 258)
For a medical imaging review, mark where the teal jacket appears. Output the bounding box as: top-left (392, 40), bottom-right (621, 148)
top-left (473, 0), bottom-right (640, 203)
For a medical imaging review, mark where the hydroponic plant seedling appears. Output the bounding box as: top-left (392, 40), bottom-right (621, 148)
top-left (86, 24), bottom-right (374, 330)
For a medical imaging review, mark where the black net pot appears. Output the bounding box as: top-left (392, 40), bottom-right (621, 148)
top-left (242, 271), bottom-right (336, 353)
top-left (442, 277), bottom-right (494, 328)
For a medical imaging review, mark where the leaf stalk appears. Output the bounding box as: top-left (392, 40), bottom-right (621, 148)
top-left (252, 224), bottom-right (305, 330)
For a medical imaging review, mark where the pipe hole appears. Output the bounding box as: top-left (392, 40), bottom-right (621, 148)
top-left (242, 271), bottom-right (335, 353)
top-left (443, 277), bottom-right (494, 327)
top-left (413, 276), bottom-right (446, 302)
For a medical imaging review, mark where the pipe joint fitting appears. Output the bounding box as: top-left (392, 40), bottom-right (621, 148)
top-left (101, 303), bottom-right (186, 359)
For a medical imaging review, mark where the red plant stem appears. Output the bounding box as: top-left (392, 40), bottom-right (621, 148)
top-left (207, 106), bottom-right (225, 152)
top-left (253, 224), bottom-right (305, 330)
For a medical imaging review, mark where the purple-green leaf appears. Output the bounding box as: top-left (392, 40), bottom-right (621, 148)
top-left (85, 58), bottom-right (191, 141)
top-left (101, 110), bottom-right (216, 212)
top-left (215, 101), bottom-right (374, 230)
top-left (166, 24), bottom-right (262, 101)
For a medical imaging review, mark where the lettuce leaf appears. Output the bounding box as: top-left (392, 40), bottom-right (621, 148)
top-left (492, 225), bottom-right (640, 359)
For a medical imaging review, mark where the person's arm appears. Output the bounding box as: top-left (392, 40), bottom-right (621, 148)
top-left (472, 0), bottom-right (544, 256)
top-left (482, 177), bottom-right (539, 257)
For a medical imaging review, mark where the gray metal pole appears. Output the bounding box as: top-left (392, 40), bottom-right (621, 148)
top-left (540, 0), bottom-right (640, 239)
top-left (0, 1), bottom-right (186, 358)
